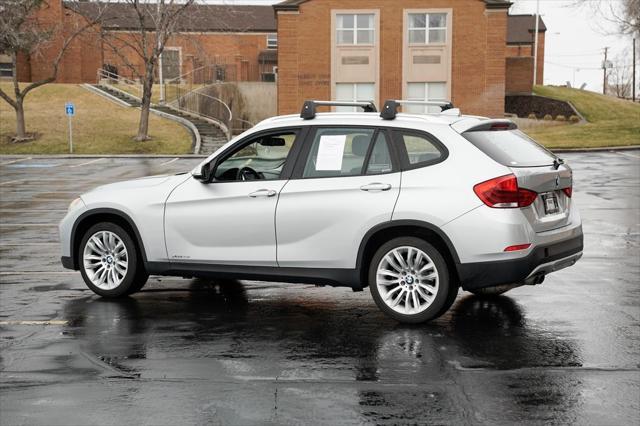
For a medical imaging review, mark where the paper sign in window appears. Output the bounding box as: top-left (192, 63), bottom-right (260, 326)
top-left (315, 135), bottom-right (347, 171)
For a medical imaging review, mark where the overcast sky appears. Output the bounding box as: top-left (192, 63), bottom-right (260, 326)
top-left (208, 0), bottom-right (636, 94)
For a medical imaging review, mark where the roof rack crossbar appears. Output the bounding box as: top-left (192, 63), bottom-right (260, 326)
top-left (380, 99), bottom-right (455, 120)
top-left (300, 100), bottom-right (377, 119)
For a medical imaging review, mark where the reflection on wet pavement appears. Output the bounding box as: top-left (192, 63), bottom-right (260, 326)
top-left (1, 153), bottom-right (639, 425)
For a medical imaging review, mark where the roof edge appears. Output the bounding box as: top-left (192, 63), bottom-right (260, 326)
top-left (485, 0), bottom-right (513, 10)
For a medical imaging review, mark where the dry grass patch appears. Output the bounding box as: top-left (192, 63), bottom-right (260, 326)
top-left (0, 83), bottom-right (191, 155)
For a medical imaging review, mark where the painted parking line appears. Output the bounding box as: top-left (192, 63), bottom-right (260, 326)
top-left (0, 320), bottom-right (69, 326)
top-left (160, 157), bottom-right (179, 166)
top-left (0, 157), bottom-right (31, 166)
top-left (616, 151), bottom-right (640, 159)
top-left (68, 158), bottom-right (106, 168)
top-left (0, 179), bottom-right (25, 186)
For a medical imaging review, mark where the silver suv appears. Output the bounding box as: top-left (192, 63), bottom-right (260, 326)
top-left (59, 100), bottom-right (583, 323)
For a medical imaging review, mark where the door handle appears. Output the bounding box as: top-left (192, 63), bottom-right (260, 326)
top-left (248, 189), bottom-right (277, 198)
top-left (360, 183), bottom-right (392, 192)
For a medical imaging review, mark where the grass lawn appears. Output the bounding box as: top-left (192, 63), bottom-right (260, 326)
top-left (525, 86), bottom-right (640, 149)
top-left (0, 83), bottom-right (191, 155)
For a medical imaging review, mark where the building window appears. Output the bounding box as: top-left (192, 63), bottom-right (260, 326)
top-left (337, 14), bottom-right (374, 45)
top-left (406, 82), bottom-right (447, 113)
top-left (408, 13), bottom-right (447, 44)
top-left (335, 82), bottom-right (375, 111)
top-left (0, 55), bottom-right (13, 78)
top-left (267, 33), bottom-right (277, 49)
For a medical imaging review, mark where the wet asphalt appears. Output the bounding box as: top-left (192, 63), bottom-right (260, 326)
top-left (0, 152), bottom-right (638, 426)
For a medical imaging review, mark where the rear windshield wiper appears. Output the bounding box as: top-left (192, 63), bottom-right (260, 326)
top-left (553, 158), bottom-right (565, 169)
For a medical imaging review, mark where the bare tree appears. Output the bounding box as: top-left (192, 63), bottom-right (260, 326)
top-left (608, 53), bottom-right (633, 98)
top-left (571, 0), bottom-right (639, 37)
top-left (0, 0), bottom-right (104, 141)
top-left (91, 0), bottom-right (196, 141)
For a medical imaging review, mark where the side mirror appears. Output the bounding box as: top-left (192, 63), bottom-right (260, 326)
top-left (194, 163), bottom-right (213, 183)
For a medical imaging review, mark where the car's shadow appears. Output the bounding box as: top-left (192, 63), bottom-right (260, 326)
top-left (62, 279), bottom-right (582, 371)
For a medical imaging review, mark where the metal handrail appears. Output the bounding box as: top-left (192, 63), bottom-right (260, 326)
top-left (174, 88), bottom-right (233, 140)
top-left (96, 69), bottom-right (142, 100)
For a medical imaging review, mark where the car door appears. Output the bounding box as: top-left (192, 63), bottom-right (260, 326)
top-left (164, 128), bottom-right (304, 266)
top-left (276, 127), bottom-right (401, 269)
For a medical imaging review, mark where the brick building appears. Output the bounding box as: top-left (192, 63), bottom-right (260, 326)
top-left (1, 0), bottom-right (545, 118)
top-left (4, 0), bottom-right (279, 85)
top-left (273, 0), bottom-right (545, 117)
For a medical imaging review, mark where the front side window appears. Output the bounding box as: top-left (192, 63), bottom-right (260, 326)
top-left (302, 128), bottom-right (376, 178)
top-left (396, 131), bottom-right (444, 167)
top-left (335, 82), bottom-right (375, 112)
top-left (215, 131), bottom-right (297, 181)
top-left (406, 82), bottom-right (447, 113)
top-left (408, 13), bottom-right (447, 44)
top-left (337, 13), bottom-right (374, 45)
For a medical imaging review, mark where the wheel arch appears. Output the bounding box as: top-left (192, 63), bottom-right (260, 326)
top-left (70, 208), bottom-right (148, 270)
top-left (356, 220), bottom-right (461, 287)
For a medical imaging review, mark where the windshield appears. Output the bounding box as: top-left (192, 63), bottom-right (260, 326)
top-left (462, 129), bottom-right (556, 167)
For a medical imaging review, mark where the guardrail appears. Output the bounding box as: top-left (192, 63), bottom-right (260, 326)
top-left (171, 87), bottom-right (233, 140)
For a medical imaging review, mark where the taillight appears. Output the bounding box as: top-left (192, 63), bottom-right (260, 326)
top-left (562, 186), bottom-right (572, 197)
top-left (473, 174), bottom-right (537, 208)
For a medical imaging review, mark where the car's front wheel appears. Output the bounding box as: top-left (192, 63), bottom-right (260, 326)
top-left (369, 237), bottom-right (456, 323)
top-left (79, 222), bottom-right (148, 297)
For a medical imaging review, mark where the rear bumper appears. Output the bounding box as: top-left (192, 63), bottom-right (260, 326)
top-left (458, 234), bottom-right (583, 290)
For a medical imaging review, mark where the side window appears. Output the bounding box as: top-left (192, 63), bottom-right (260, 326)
top-left (302, 128), bottom-right (375, 178)
top-left (366, 132), bottom-right (393, 175)
top-left (397, 131), bottom-right (444, 167)
top-left (215, 131), bottom-right (297, 181)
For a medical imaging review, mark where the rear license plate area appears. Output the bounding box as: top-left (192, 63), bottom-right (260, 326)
top-left (541, 192), bottom-right (559, 215)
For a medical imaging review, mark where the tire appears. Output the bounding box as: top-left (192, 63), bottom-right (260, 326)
top-left (78, 222), bottom-right (147, 298)
top-left (368, 237), bottom-right (454, 323)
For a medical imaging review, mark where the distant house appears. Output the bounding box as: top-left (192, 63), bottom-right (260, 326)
top-left (273, 0), bottom-right (546, 117)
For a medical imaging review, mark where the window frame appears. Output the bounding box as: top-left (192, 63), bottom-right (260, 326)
top-left (407, 12), bottom-right (447, 45)
top-left (334, 82), bottom-right (376, 112)
top-left (390, 128), bottom-right (449, 171)
top-left (207, 126), bottom-right (308, 183)
top-left (336, 13), bottom-right (375, 46)
top-left (266, 33), bottom-right (278, 49)
top-left (405, 82), bottom-right (448, 114)
top-left (291, 126), bottom-right (400, 180)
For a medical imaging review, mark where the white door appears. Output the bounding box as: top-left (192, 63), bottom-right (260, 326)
top-left (276, 127), bottom-right (400, 269)
top-left (164, 130), bottom-right (300, 266)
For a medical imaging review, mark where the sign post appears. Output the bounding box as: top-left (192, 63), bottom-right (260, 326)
top-left (65, 102), bottom-right (75, 154)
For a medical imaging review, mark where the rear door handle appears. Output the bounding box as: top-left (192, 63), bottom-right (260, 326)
top-left (248, 189), bottom-right (277, 198)
top-left (360, 183), bottom-right (392, 192)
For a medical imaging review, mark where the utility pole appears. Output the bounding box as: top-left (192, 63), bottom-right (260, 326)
top-left (633, 38), bottom-right (636, 102)
top-left (532, 0), bottom-right (540, 88)
top-left (603, 47), bottom-right (608, 95)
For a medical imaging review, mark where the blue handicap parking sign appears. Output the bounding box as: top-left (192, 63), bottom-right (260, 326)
top-left (65, 102), bottom-right (75, 117)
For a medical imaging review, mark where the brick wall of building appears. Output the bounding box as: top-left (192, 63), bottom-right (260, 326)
top-left (277, 0), bottom-right (509, 117)
top-left (16, 1), bottom-right (273, 84)
top-left (506, 56), bottom-right (534, 94)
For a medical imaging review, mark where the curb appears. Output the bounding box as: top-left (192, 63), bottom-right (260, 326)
top-left (1, 147), bottom-right (637, 160)
top-left (551, 145), bottom-right (640, 153)
top-left (0, 154), bottom-right (207, 159)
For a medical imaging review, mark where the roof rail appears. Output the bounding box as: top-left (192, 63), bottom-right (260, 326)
top-left (380, 100), bottom-right (455, 120)
top-left (300, 100), bottom-right (377, 119)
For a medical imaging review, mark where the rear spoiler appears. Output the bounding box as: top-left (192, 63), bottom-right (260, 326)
top-left (451, 118), bottom-right (517, 134)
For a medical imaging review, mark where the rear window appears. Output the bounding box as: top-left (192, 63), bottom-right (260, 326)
top-left (462, 129), bottom-right (556, 167)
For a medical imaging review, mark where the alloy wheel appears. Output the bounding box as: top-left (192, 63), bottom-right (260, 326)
top-left (83, 230), bottom-right (128, 290)
top-left (376, 246), bottom-right (439, 315)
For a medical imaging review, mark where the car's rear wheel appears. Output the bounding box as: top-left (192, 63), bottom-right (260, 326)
top-left (368, 237), bottom-right (455, 323)
top-left (79, 222), bottom-right (148, 298)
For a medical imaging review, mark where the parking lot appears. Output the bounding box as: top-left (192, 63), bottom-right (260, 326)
top-left (0, 152), bottom-right (639, 425)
